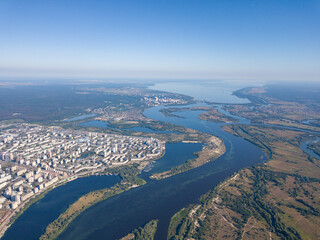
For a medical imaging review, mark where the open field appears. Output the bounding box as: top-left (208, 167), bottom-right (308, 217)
top-left (224, 125), bottom-right (320, 177)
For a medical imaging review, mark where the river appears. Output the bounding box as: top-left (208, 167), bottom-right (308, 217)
top-left (300, 137), bottom-right (320, 161)
top-left (56, 102), bottom-right (267, 240)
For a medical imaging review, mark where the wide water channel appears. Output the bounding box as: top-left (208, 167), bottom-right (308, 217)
top-left (55, 103), bottom-right (267, 240)
top-left (4, 103), bottom-right (268, 240)
top-left (4, 80), bottom-right (319, 240)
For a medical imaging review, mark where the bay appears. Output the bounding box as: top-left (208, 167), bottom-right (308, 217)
top-left (149, 80), bottom-right (253, 104)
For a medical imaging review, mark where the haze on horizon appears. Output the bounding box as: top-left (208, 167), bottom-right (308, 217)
top-left (0, 0), bottom-right (319, 82)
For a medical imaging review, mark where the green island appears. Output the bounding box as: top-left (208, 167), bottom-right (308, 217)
top-left (308, 141), bottom-right (320, 157)
top-left (150, 136), bottom-right (225, 180)
top-left (73, 119), bottom-right (202, 144)
top-left (120, 220), bottom-right (159, 240)
top-left (160, 106), bottom-right (238, 123)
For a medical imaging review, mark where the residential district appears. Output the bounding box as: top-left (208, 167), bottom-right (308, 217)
top-left (0, 122), bottom-right (164, 225)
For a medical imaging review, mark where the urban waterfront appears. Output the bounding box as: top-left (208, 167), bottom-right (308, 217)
top-left (2, 175), bottom-right (120, 240)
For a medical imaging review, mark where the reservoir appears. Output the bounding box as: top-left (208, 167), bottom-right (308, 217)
top-left (149, 80), bottom-right (253, 104)
top-left (63, 114), bottom-right (96, 122)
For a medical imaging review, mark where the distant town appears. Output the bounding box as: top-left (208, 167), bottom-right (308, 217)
top-left (92, 93), bottom-right (190, 121)
top-left (0, 122), bottom-right (163, 225)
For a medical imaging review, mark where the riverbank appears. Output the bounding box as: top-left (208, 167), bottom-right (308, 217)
top-left (150, 136), bottom-right (225, 180)
top-left (120, 219), bottom-right (158, 240)
top-left (6, 82), bottom-right (300, 239)
top-left (38, 140), bottom-right (207, 240)
top-left (0, 171), bottom-right (120, 239)
top-left (168, 124), bottom-right (320, 239)
top-left (39, 165), bottom-right (145, 240)
top-left (1, 125), bottom-right (214, 239)
top-left (0, 174), bottom-right (81, 238)
top-left (0, 184), bottom-right (56, 238)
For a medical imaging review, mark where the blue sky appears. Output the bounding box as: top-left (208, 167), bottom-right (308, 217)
top-left (0, 0), bottom-right (319, 81)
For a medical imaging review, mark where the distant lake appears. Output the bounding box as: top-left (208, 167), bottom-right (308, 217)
top-left (149, 80), bottom-right (254, 104)
top-left (64, 114), bottom-right (96, 122)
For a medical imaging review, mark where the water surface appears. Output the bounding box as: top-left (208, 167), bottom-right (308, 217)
top-left (4, 82), bottom-right (267, 240)
top-left (300, 138), bottom-right (320, 160)
top-left (149, 80), bottom-right (253, 104)
top-left (64, 114), bottom-right (96, 122)
top-left (59, 104), bottom-right (267, 240)
top-left (2, 175), bottom-right (120, 240)
top-left (141, 142), bottom-right (203, 176)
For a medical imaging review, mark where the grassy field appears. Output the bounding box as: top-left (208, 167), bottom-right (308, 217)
top-left (160, 106), bottom-right (238, 123)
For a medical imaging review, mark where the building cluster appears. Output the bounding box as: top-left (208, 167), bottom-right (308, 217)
top-left (143, 95), bottom-right (188, 106)
top-left (91, 93), bottom-right (188, 121)
top-left (0, 123), bottom-right (163, 212)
